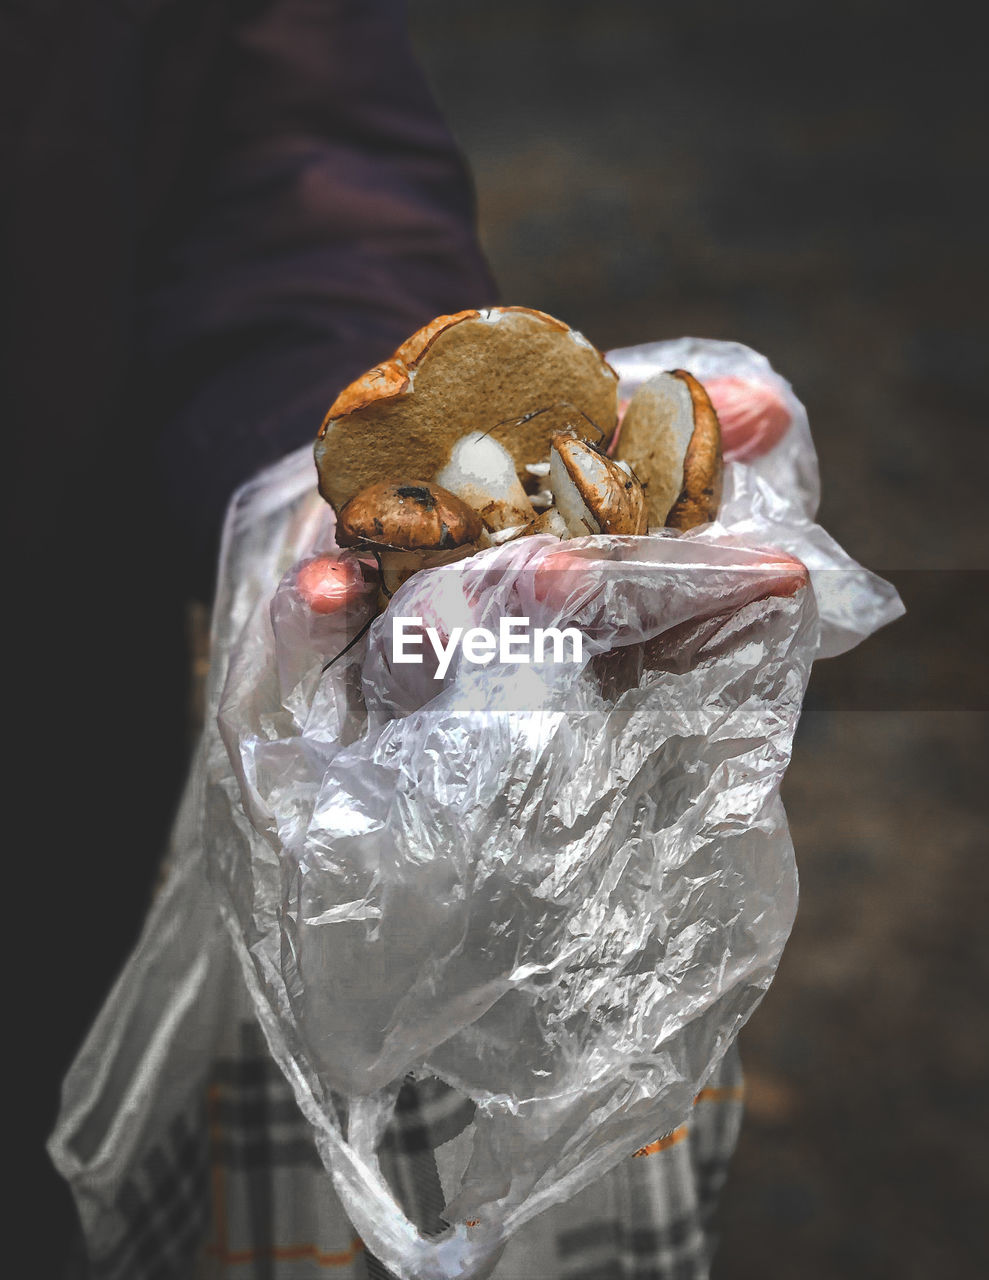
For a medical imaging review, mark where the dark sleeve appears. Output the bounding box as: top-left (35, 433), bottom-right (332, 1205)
top-left (10, 7), bottom-right (495, 1234)
top-left (135, 0), bottom-right (498, 598)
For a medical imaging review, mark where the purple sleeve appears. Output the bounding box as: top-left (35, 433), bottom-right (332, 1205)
top-left (7, 6), bottom-right (496, 1225)
top-left (137, 0), bottom-right (498, 595)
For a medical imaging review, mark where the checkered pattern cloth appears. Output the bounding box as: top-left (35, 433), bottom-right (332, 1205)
top-left (67, 984), bottom-right (744, 1280)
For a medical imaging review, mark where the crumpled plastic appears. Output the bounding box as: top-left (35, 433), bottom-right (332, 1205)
top-left (200, 338), bottom-right (903, 1280)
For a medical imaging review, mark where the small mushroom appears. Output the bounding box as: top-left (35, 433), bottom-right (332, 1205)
top-left (524, 507), bottom-right (570, 539)
top-left (335, 480), bottom-right (483, 607)
top-left (615, 369), bottom-right (723, 529)
top-left (548, 434), bottom-right (648, 537)
top-left (664, 372), bottom-right (723, 532)
top-left (434, 431), bottom-right (537, 531)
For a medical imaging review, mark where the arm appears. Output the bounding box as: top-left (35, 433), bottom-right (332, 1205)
top-left (135, 0), bottom-right (497, 597)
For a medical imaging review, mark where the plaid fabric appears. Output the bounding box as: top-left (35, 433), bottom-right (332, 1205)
top-left (73, 986), bottom-right (743, 1280)
top-left (547, 1073), bottom-right (745, 1280)
top-left (71, 1101), bottom-right (212, 1280)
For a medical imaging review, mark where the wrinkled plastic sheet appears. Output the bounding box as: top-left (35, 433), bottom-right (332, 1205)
top-left (202, 338), bottom-right (903, 1280)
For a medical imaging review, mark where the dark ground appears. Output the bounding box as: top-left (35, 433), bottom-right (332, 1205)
top-left (408, 2), bottom-right (988, 1277)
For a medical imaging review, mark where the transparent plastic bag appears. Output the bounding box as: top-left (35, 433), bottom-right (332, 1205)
top-left (202, 338), bottom-right (903, 1279)
top-left (49, 338), bottom-right (903, 1279)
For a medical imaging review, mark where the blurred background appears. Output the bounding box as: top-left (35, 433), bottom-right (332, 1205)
top-left (406, 1), bottom-right (987, 1277)
top-left (12, 0), bottom-right (985, 1273)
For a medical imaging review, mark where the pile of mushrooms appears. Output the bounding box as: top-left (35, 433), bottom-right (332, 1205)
top-left (314, 307), bottom-right (728, 612)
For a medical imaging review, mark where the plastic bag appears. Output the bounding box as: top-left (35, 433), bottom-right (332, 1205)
top-left (200, 338), bottom-right (902, 1279)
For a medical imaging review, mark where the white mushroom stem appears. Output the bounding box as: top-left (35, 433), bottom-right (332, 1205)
top-left (478, 507), bottom-right (569, 547)
top-left (435, 432), bottom-right (536, 531)
top-left (524, 507), bottom-right (569, 539)
top-left (485, 523), bottom-right (531, 546)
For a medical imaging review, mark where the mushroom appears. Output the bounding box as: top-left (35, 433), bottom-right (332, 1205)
top-left (434, 431), bottom-right (536, 532)
top-left (615, 369), bottom-right (723, 530)
top-left (523, 507), bottom-right (570, 539)
top-left (548, 433), bottom-right (648, 537)
top-left (314, 307), bottom-right (618, 515)
top-left (335, 480), bottom-right (483, 608)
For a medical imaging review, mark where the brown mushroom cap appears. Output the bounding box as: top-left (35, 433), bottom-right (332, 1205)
top-left (335, 480), bottom-right (483, 552)
top-left (551, 434), bottom-right (648, 535)
top-left (315, 307), bottom-right (619, 513)
top-left (615, 369), bottom-right (723, 530)
top-left (664, 371), bottom-right (723, 531)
